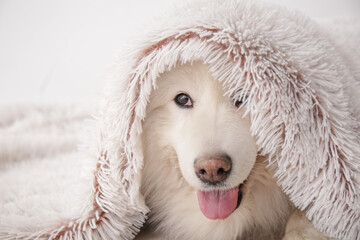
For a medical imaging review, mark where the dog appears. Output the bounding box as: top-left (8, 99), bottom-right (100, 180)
top-left (138, 62), bottom-right (332, 240)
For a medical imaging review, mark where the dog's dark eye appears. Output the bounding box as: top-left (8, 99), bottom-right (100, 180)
top-left (174, 93), bottom-right (193, 108)
top-left (234, 95), bottom-right (248, 108)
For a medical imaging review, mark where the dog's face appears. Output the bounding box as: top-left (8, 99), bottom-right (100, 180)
top-left (142, 62), bottom-right (289, 238)
top-left (145, 61), bottom-right (257, 219)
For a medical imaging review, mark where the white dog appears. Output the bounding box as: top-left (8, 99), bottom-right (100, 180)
top-left (139, 62), bottom-right (332, 240)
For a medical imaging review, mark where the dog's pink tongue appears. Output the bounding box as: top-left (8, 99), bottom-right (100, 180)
top-left (197, 187), bottom-right (239, 220)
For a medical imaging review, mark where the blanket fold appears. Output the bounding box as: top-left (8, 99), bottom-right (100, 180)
top-left (1, 0), bottom-right (359, 239)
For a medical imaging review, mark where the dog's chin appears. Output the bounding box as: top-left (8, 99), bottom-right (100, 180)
top-left (195, 179), bottom-right (249, 220)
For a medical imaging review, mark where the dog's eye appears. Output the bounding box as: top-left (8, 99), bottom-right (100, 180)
top-left (174, 93), bottom-right (193, 108)
top-left (234, 95), bottom-right (248, 108)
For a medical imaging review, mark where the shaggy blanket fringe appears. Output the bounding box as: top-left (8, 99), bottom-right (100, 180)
top-left (1, 0), bottom-right (359, 239)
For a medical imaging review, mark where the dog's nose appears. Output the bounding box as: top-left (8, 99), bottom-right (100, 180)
top-left (194, 155), bottom-right (232, 184)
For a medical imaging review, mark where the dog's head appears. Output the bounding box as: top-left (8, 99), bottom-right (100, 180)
top-left (145, 61), bottom-right (257, 219)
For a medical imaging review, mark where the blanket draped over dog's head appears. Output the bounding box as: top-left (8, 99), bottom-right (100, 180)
top-left (1, 0), bottom-right (359, 239)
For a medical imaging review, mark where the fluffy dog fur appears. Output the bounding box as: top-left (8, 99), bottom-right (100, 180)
top-left (139, 62), bottom-right (332, 240)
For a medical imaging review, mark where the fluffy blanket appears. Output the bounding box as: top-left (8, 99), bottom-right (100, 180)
top-left (1, 0), bottom-right (359, 239)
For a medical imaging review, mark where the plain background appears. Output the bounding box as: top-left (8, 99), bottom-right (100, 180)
top-left (0, 0), bottom-right (359, 105)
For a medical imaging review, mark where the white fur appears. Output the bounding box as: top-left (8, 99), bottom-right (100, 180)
top-left (140, 62), bottom-right (329, 239)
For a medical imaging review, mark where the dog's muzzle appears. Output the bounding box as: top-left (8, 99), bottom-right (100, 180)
top-left (194, 154), bottom-right (244, 220)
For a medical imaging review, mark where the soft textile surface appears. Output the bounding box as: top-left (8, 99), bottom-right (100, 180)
top-left (1, 0), bottom-right (359, 239)
top-left (0, 105), bottom-right (97, 239)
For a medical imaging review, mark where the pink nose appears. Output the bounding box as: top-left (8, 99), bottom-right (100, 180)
top-left (194, 155), bottom-right (232, 184)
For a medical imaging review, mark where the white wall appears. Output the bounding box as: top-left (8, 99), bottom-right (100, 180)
top-left (0, 0), bottom-right (359, 104)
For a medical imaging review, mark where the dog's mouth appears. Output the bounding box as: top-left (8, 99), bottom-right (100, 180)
top-left (196, 181), bottom-right (246, 220)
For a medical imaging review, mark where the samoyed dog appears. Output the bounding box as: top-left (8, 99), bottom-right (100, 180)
top-left (139, 62), bottom-right (330, 240)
